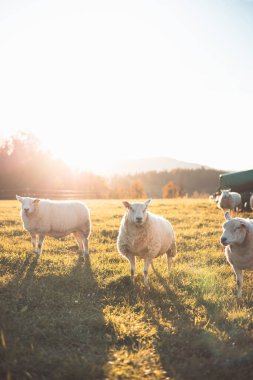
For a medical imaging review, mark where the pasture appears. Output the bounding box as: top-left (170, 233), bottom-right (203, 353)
top-left (0, 199), bottom-right (253, 380)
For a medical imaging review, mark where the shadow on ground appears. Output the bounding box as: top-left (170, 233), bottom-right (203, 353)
top-left (142, 267), bottom-right (253, 380)
top-left (0, 253), bottom-right (112, 380)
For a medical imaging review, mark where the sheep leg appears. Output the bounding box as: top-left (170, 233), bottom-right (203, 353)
top-left (80, 232), bottom-right (89, 255)
top-left (83, 236), bottom-right (89, 255)
top-left (82, 222), bottom-right (90, 255)
top-left (166, 240), bottom-right (176, 273)
top-left (166, 254), bottom-right (173, 272)
top-left (73, 232), bottom-right (84, 253)
top-left (233, 266), bottom-right (243, 298)
top-left (144, 257), bottom-right (151, 286)
top-left (30, 233), bottom-right (38, 254)
top-left (38, 234), bottom-right (45, 255)
top-left (128, 254), bottom-right (136, 284)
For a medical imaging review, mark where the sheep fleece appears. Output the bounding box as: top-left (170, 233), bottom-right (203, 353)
top-left (22, 200), bottom-right (90, 238)
top-left (118, 212), bottom-right (176, 259)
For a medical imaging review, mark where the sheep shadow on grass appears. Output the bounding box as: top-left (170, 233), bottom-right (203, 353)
top-left (144, 268), bottom-right (253, 380)
top-left (0, 253), bottom-right (112, 380)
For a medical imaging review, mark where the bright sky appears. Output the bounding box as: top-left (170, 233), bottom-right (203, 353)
top-left (0, 0), bottom-right (253, 173)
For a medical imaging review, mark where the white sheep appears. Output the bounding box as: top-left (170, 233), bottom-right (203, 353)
top-left (117, 199), bottom-right (176, 285)
top-left (16, 196), bottom-right (91, 255)
top-left (220, 212), bottom-right (253, 298)
top-left (217, 190), bottom-right (242, 213)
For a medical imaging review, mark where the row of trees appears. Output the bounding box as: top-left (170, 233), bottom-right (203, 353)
top-left (0, 133), bottom-right (222, 199)
top-left (110, 167), bottom-right (223, 198)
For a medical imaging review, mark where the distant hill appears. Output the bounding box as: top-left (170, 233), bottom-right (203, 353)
top-left (101, 157), bottom-right (204, 176)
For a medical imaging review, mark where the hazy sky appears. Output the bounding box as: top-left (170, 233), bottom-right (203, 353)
top-left (0, 0), bottom-right (253, 173)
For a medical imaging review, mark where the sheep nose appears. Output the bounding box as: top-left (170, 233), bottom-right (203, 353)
top-left (221, 237), bottom-right (227, 245)
top-left (136, 217), bottom-right (143, 223)
top-left (24, 208), bottom-right (29, 213)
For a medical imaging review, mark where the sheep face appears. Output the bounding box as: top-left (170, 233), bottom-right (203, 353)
top-left (220, 213), bottom-right (248, 246)
top-left (16, 195), bottom-right (40, 217)
top-left (221, 190), bottom-right (230, 199)
top-left (123, 199), bottom-right (151, 226)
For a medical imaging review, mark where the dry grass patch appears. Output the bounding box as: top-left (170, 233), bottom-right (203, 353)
top-left (0, 199), bottom-right (253, 379)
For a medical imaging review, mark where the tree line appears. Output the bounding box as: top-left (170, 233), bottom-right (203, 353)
top-left (0, 133), bottom-right (224, 199)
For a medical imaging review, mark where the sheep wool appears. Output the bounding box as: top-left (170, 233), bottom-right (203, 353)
top-left (220, 212), bottom-right (253, 298)
top-left (218, 190), bottom-right (241, 212)
top-left (117, 199), bottom-right (176, 285)
top-left (16, 196), bottom-right (91, 255)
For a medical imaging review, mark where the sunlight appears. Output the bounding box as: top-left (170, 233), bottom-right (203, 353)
top-left (41, 130), bottom-right (116, 173)
top-left (1, 0), bottom-right (253, 172)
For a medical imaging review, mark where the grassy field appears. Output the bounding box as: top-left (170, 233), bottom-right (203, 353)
top-left (0, 199), bottom-right (253, 380)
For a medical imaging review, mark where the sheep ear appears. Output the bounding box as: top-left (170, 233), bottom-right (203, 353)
top-left (33, 198), bottom-right (40, 204)
top-left (144, 199), bottom-right (152, 207)
top-left (224, 211), bottom-right (231, 220)
top-left (240, 221), bottom-right (249, 231)
top-left (16, 195), bottom-right (23, 203)
top-left (123, 201), bottom-right (131, 209)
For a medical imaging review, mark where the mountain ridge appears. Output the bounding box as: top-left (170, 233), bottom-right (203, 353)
top-left (97, 156), bottom-right (208, 176)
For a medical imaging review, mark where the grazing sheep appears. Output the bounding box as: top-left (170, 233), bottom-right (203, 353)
top-left (117, 199), bottom-right (176, 285)
top-left (16, 196), bottom-right (91, 255)
top-left (217, 190), bottom-right (242, 213)
top-left (220, 212), bottom-right (253, 298)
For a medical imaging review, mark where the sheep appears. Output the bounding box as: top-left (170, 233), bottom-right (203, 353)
top-left (250, 193), bottom-right (253, 211)
top-left (117, 199), bottom-right (176, 285)
top-left (217, 190), bottom-right (242, 214)
top-left (16, 195), bottom-right (91, 255)
top-left (220, 211), bottom-right (253, 298)
top-left (209, 192), bottom-right (220, 204)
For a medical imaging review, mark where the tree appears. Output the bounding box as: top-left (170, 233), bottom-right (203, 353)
top-left (162, 181), bottom-right (181, 198)
top-left (130, 180), bottom-right (146, 198)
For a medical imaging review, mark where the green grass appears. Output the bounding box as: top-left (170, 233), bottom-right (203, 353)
top-left (0, 199), bottom-right (253, 380)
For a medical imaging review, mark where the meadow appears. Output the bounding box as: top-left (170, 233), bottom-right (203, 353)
top-left (0, 199), bottom-right (253, 380)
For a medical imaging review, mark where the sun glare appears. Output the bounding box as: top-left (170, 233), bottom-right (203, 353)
top-left (1, 0), bottom-right (253, 172)
top-left (40, 130), bottom-right (118, 174)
